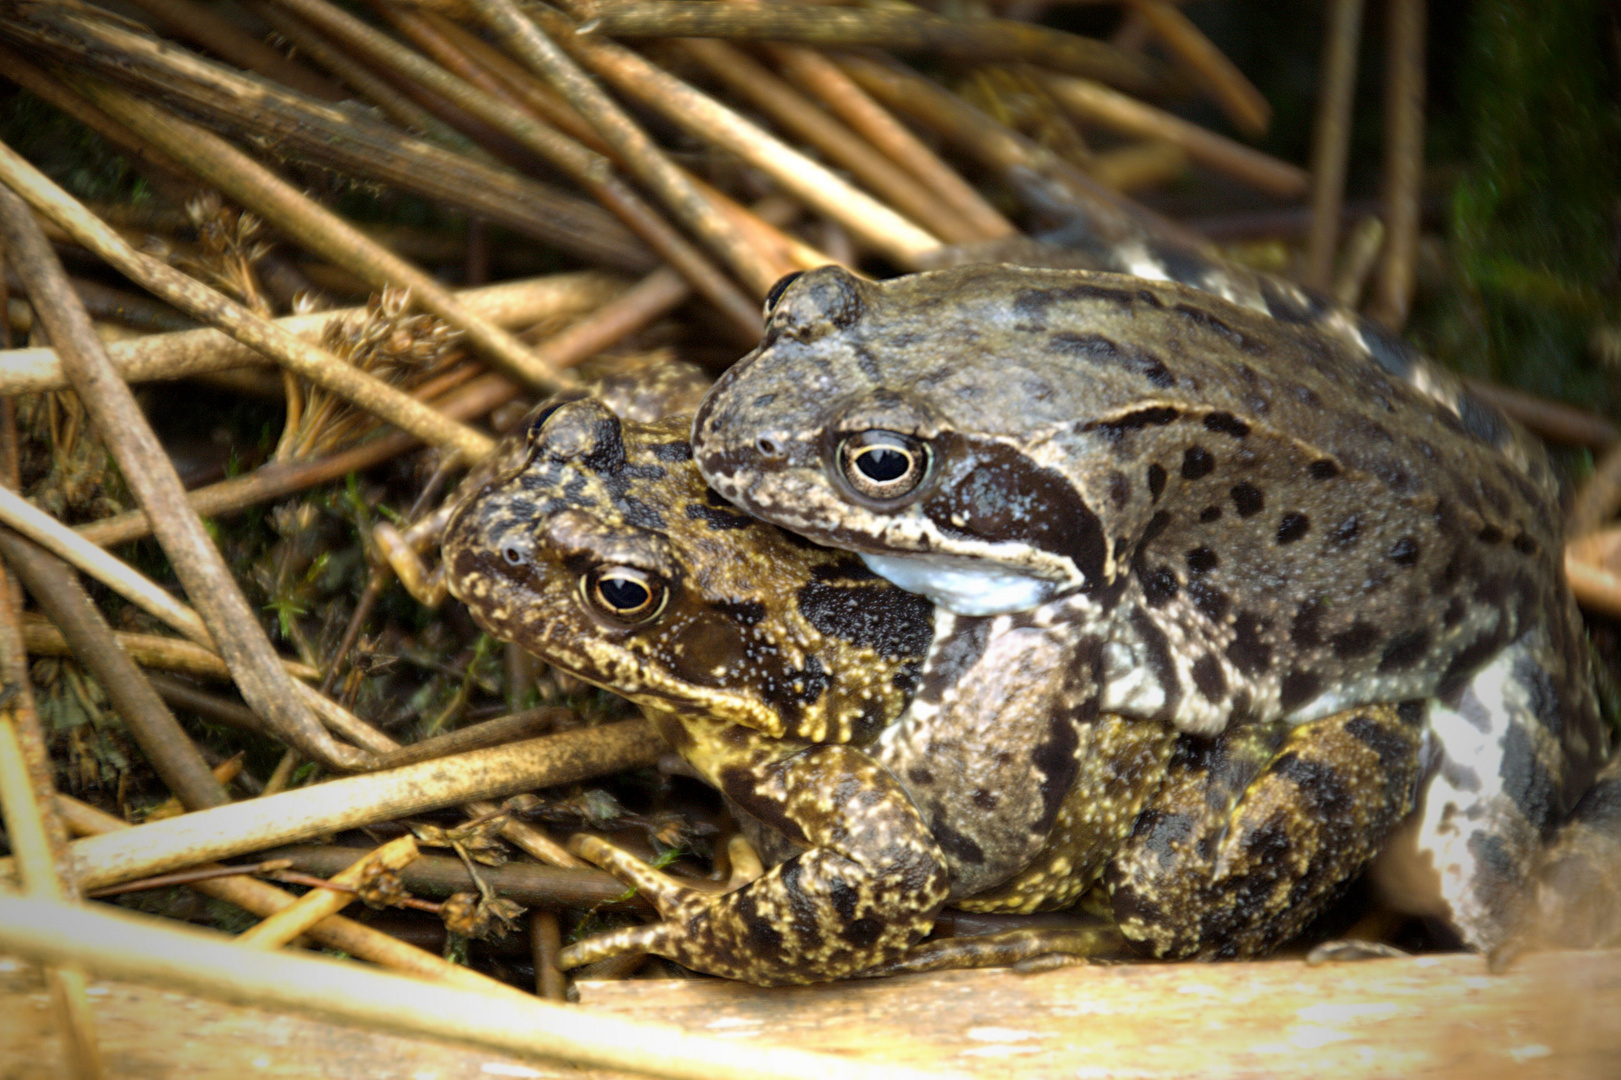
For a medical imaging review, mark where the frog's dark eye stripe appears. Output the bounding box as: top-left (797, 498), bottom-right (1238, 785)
top-left (838, 430), bottom-right (929, 501)
top-left (583, 565), bottom-right (668, 625)
top-left (763, 270), bottom-right (804, 314)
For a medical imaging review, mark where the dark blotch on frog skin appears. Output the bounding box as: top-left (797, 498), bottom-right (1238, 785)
top-left (1275, 513), bottom-right (1310, 545)
top-left (1328, 515), bottom-right (1360, 546)
top-left (1330, 622), bottom-right (1381, 659)
top-left (1191, 653), bottom-right (1227, 701)
top-left (1182, 446), bottom-right (1215, 480)
top-left (1279, 671), bottom-right (1322, 712)
top-left (1130, 607), bottom-right (1181, 722)
top-left (1088, 406), bottom-right (1180, 443)
top-left (1046, 332), bottom-right (1177, 389)
top-left (1308, 458), bottom-right (1340, 480)
top-left (1186, 546), bottom-right (1219, 574)
top-left (1203, 411), bottom-right (1252, 438)
top-left (1231, 483), bottom-right (1265, 518)
top-left (1189, 579), bottom-right (1231, 622)
top-left (1147, 463), bottom-right (1167, 500)
top-left (1379, 630), bottom-right (1432, 672)
top-left (686, 501), bottom-right (755, 530)
top-left (1141, 565), bottom-right (1180, 606)
top-left (795, 580), bottom-right (934, 660)
top-left (925, 436), bottom-right (1108, 589)
top-left (1388, 537), bottom-right (1421, 565)
top-left (1226, 611), bottom-right (1271, 675)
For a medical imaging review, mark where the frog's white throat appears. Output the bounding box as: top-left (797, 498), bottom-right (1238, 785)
top-left (859, 552), bottom-right (1058, 616)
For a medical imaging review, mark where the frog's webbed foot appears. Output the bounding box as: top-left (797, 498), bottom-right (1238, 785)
top-left (556, 738), bottom-right (953, 986)
top-left (863, 924), bottom-right (1130, 978)
top-left (1110, 705), bottom-right (1425, 960)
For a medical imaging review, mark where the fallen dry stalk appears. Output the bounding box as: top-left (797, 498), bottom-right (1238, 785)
top-left (1368, 0), bottom-right (1426, 328)
top-left (0, 530), bottom-right (229, 811)
top-left (0, 140), bottom-right (493, 463)
top-left (237, 835), bottom-right (420, 949)
top-left (576, 0), bottom-right (1161, 92)
top-left (0, 179), bottom-right (376, 772)
top-left (270, 844), bottom-right (637, 909)
top-left (56, 793), bottom-right (547, 998)
top-left (1303, 0), bottom-right (1366, 289)
top-left (0, 894), bottom-right (959, 1080)
top-left (21, 617), bottom-right (320, 684)
top-left (80, 81), bottom-right (568, 391)
top-left (1126, 0), bottom-right (1270, 136)
top-left (0, 270), bottom-right (626, 396)
top-left (0, 719), bottom-right (658, 891)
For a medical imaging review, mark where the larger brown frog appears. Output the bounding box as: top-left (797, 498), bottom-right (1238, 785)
top-left (438, 385), bottom-right (1432, 983)
top-left (691, 263), bottom-right (1616, 956)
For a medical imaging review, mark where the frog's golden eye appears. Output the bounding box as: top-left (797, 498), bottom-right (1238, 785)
top-left (838, 431), bottom-right (929, 500)
top-left (763, 270), bottom-right (804, 315)
top-left (582, 566), bottom-right (668, 625)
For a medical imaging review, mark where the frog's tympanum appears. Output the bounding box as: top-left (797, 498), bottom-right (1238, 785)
top-left (442, 384), bottom-right (1436, 983)
top-left (692, 264), bottom-right (1618, 961)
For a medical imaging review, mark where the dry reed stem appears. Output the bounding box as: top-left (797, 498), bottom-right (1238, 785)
top-left (1125, 0), bottom-right (1270, 136)
top-left (1368, 0), bottom-right (1425, 328)
top-left (467, 0), bottom-right (780, 297)
top-left (765, 43), bottom-right (1015, 241)
top-left (1303, 0), bottom-right (1365, 289)
top-left (0, 530), bottom-right (229, 811)
top-left (372, 707), bottom-right (566, 769)
top-left (531, 910), bottom-right (567, 1000)
top-left (55, 794), bottom-right (536, 999)
top-left (21, 618), bottom-right (320, 683)
top-left (0, 895), bottom-right (962, 1080)
top-left (1040, 73), bottom-right (1309, 197)
top-left (417, 14), bottom-right (837, 279)
top-left (264, 0), bottom-right (756, 339)
top-left (0, 271), bottom-right (623, 396)
top-left (271, 844), bottom-right (637, 909)
top-left (1566, 553), bottom-right (1621, 620)
top-left (576, 0), bottom-right (1160, 92)
top-left (0, 471), bottom-right (105, 1080)
top-left (236, 835), bottom-right (420, 949)
top-left (70, 265), bottom-right (685, 550)
top-left (525, 3), bottom-right (944, 268)
top-left (249, 0), bottom-right (476, 149)
top-left (376, 1), bottom-right (763, 339)
top-left (0, 142), bottom-right (493, 463)
top-left (0, 719), bottom-right (658, 891)
top-left (676, 38), bottom-right (973, 244)
top-left (80, 83), bottom-right (568, 391)
top-left (1461, 378), bottom-right (1616, 451)
top-left (120, 0), bottom-right (342, 100)
top-left (0, 180), bottom-right (376, 772)
top-left (1090, 140), bottom-right (1188, 192)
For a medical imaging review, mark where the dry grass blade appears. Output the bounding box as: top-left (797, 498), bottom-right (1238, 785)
top-left (0, 142), bottom-right (493, 462)
top-left (1304, 0), bottom-right (1366, 289)
top-left (78, 81), bottom-right (568, 391)
top-left (0, 178), bottom-right (377, 772)
top-left (1369, 0), bottom-right (1426, 328)
top-left (0, 530), bottom-right (229, 810)
top-left (0, 271), bottom-right (624, 396)
top-left (575, 0), bottom-right (1164, 93)
top-left (236, 834), bottom-right (420, 948)
top-left (56, 793), bottom-right (537, 999)
top-left (0, 719), bottom-right (659, 891)
top-left (467, 0), bottom-right (781, 297)
top-left (120, 0), bottom-right (343, 100)
top-left (523, 3), bottom-right (945, 268)
top-left (0, 895), bottom-right (964, 1080)
top-left (1125, 0), bottom-right (1271, 136)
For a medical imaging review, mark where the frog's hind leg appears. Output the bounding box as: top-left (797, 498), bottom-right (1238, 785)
top-left (1373, 631), bottom-right (1593, 954)
top-left (1107, 704), bottom-right (1425, 959)
top-left (558, 721), bottom-right (952, 986)
top-left (1498, 751), bottom-right (1621, 961)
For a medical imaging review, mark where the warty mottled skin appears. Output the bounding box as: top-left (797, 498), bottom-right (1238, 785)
top-left (440, 385), bottom-right (1429, 982)
top-left (690, 263), bottom-right (1616, 955)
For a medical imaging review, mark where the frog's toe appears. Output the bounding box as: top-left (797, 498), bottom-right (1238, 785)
top-left (864, 925), bottom-right (1129, 978)
top-left (567, 833), bottom-right (707, 917)
top-left (556, 922), bottom-right (668, 970)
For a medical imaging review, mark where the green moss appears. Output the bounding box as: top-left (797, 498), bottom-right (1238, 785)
top-left (1417, 0), bottom-right (1621, 415)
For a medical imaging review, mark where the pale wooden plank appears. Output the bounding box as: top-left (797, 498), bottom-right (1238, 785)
top-left (2, 950), bottom-right (1617, 1079)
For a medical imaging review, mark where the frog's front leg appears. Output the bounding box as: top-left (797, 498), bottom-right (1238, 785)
top-left (1108, 704), bottom-right (1424, 960)
top-left (558, 715), bottom-right (951, 985)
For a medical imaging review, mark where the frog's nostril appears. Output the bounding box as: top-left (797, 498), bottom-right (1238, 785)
top-left (756, 435), bottom-right (782, 458)
top-left (501, 542), bottom-right (525, 566)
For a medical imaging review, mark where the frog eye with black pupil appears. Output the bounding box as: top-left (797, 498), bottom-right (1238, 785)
top-left (838, 431), bottom-right (929, 500)
top-left (583, 566), bottom-right (667, 625)
top-left (762, 270), bottom-right (804, 314)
